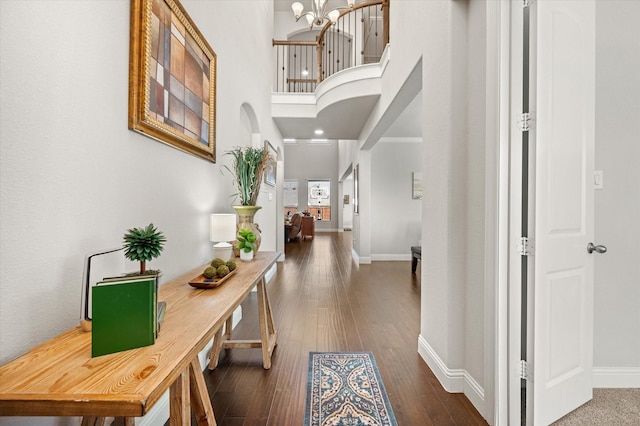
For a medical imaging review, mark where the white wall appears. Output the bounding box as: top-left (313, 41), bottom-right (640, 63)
top-left (0, 0), bottom-right (280, 378)
top-left (283, 141), bottom-right (340, 231)
top-left (593, 1), bottom-right (640, 380)
top-left (464, 0), bottom-right (487, 394)
top-left (370, 141), bottom-right (422, 259)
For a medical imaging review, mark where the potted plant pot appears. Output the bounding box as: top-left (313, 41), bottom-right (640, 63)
top-left (237, 229), bottom-right (257, 262)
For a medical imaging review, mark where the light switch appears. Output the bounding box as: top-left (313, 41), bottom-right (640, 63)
top-left (268, 192), bottom-right (273, 201)
top-left (594, 170), bottom-right (603, 190)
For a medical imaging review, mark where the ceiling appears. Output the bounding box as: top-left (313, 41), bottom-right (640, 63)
top-left (274, 0), bottom-right (352, 13)
top-left (272, 0), bottom-right (423, 142)
top-left (273, 90), bottom-right (422, 142)
top-left (273, 95), bottom-right (379, 140)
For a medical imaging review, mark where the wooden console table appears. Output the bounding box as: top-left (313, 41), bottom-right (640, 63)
top-left (0, 251), bottom-right (279, 425)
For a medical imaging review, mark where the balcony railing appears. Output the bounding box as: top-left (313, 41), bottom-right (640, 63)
top-left (273, 0), bottom-right (389, 93)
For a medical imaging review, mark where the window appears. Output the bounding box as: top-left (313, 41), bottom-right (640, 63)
top-left (307, 180), bottom-right (331, 221)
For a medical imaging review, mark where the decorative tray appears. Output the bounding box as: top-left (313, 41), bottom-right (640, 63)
top-left (188, 269), bottom-right (236, 289)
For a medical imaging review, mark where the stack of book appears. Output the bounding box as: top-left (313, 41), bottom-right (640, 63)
top-left (91, 275), bottom-right (165, 357)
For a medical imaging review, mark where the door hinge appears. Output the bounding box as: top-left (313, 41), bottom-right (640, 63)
top-left (520, 360), bottom-right (532, 381)
top-left (517, 237), bottom-right (534, 256)
top-left (518, 112), bottom-right (534, 131)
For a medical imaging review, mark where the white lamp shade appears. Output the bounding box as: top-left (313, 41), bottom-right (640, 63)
top-left (305, 14), bottom-right (315, 26)
top-left (210, 214), bottom-right (237, 242)
top-left (291, 2), bottom-right (304, 18)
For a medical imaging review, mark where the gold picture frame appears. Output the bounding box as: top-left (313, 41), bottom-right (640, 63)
top-left (128, 0), bottom-right (216, 162)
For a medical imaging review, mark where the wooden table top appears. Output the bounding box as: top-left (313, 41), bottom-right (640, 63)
top-left (0, 251), bottom-right (279, 417)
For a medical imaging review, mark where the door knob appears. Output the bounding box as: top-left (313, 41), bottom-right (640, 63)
top-left (587, 242), bottom-right (607, 254)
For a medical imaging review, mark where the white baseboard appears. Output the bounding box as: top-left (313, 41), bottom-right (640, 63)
top-left (264, 263), bottom-right (277, 283)
top-left (351, 248), bottom-right (371, 264)
top-left (371, 254), bottom-right (412, 261)
top-left (593, 367), bottom-right (640, 388)
top-left (417, 335), bottom-right (486, 418)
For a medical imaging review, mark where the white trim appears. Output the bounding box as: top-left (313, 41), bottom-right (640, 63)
top-left (593, 367), bottom-right (640, 388)
top-left (493, 1), bottom-right (515, 425)
top-left (484, 0), bottom-right (505, 423)
top-left (264, 263), bottom-right (277, 283)
top-left (370, 254), bottom-right (412, 261)
top-left (351, 248), bottom-right (360, 264)
top-left (351, 248), bottom-right (371, 264)
top-left (418, 334), bottom-right (464, 392)
top-left (505, 1), bottom-right (526, 425)
top-left (418, 335), bottom-right (486, 416)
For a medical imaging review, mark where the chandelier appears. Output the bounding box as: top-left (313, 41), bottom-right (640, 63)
top-left (291, 0), bottom-right (356, 28)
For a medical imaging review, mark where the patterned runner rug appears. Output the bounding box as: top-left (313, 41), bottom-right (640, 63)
top-left (305, 352), bottom-right (398, 426)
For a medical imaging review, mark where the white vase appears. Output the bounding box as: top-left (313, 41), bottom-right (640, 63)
top-left (240, 250), bottom-right (254, 262)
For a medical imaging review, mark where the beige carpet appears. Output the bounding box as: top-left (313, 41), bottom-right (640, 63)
top-left (552, 388), bottom-right (640, 425)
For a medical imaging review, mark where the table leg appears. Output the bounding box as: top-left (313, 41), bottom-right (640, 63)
top-left (189, 358), bottom-right (217, 425)
top-left (208, 326), bottom-right (225, 370)
top-left (257, 277), bottom-right (278, 369)
top-left (170, 368), bottom-right (191, 425)
top-left (209, 316), bottom-right (233, 370)
top-left (210, 277), bottom-right (278, 370)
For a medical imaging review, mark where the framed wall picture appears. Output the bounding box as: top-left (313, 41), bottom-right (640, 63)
top-left (264, 140), bottom-right (276, 186)
top-left (128, 0), bottom-right (216, 162)
top-left (353, 164), bottom-right (359, 215)
top-left (412, 172), bottom-right (423, 199)
top-left (284, 180), bottom-right (298, 207)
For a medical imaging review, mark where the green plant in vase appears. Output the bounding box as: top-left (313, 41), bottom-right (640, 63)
top-left (223, 145), bottom-right (270, 255)
top-left (123, 223), bottom-right (166, 274)
top-left (236, 228), bottom-right (257, 261)
top-left (224, 146), bottom-right (269, 206)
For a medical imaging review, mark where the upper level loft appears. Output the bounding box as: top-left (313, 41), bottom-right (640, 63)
top-left (272, 0), bottom-right (389, 141)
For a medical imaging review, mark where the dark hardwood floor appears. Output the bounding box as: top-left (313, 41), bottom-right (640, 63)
top-left (189, 232), bottom-right (488, 425)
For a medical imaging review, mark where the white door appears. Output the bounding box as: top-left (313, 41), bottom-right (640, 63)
top-left (530, 1), bottom-right (596, 425)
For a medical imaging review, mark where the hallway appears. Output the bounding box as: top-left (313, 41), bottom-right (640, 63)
top-left (200, 232), bottom-right (488, 425)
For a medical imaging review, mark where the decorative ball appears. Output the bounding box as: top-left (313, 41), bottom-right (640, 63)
top-left (217, 265), bottom-right (230, 278)
top-left (226, 260), bottom-right (237, 271)
top-left (210, 258), bottom-right (225, 268)
top-left (203, 266), bottom-right (217, 279)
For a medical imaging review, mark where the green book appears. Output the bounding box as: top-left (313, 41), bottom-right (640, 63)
top-left (91, 276), bottom-right (157, 357)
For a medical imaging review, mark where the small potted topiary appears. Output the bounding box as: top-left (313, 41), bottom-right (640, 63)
top-left (123, 223), bottom-right (166, 275)
top-left (236, 228), bottom-right (257, 262)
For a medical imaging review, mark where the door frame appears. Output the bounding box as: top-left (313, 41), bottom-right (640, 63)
top-left (487, 0), bottom-right (528, 424)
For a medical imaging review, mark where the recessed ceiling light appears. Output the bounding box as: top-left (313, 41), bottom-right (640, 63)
top-left (314, 129), bottom-right (324, 135)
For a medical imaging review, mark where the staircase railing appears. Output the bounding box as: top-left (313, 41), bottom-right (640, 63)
top-left (273, 0), bottom-right (388, 93)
